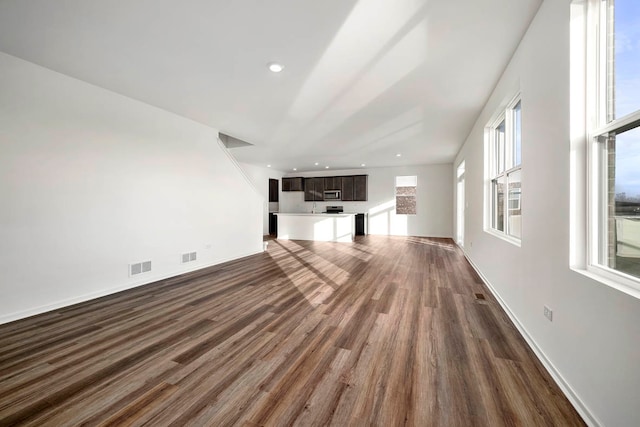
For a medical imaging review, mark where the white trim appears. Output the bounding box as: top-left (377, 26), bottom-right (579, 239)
top-left (395, 174), bottom-right (418, 215)
top-left (594, 109), bottom-right (640, 135)
top-left (0, 249), bottom-right (263, 325)
top-left (461, 248), bottom-right (602, 427)
top-left (485, 93), bottom-right (523, 242)
top-left (569, 0), bottom-right (588, 269)
top-left (216, 135), bottom-right (264, 200)
top-left (583, 0), bottom-right (640, 296)
top-left (484, 228), bottom-right (522, 247)
top-left (583, 265), bottom-right (640, 299)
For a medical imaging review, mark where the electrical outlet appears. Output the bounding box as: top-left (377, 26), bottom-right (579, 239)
top-left (544, 305), bottom-right (553, 322)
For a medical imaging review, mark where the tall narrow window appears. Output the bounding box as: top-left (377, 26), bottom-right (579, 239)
top-left (487, 96), bottom-right (522, 241)
top-left (589, 0), bottom-right (640, 286)
top-left (457, 162), bottom-right (466, 246)
top-left (395, 176), bottom-right (417, 215)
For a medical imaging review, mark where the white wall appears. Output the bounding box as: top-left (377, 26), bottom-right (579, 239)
top-left (239, 163), bottom-right (285, 235)
top-left (280, 164), bottom-right (452, 238)
top-left (0, 52), bottom-right (263, 324)
top-left (454, 1), bottom-right (640, 426)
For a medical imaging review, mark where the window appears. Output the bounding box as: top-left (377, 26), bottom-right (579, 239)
top-left (457, 162), bottom-right (466, 245)
top-left (588, 0), bottom-right (640, 286)
top-left (395, 176), bottom-right (417, 215)
top-left (487, 96), bottom-right (522, 241)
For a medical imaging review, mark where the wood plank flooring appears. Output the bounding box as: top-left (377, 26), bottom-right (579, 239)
top-left (0, 235), bottom-right (585, 426)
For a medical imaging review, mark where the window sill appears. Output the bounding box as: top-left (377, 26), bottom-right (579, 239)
top-left (484, 228), bottom-right (521, 247)
top-left (571, 266), bottom-right (640, 300)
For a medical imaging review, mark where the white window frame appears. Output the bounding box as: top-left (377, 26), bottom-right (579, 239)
top-left (395, 175), bottom-right (417, 215)
top-left (584, 0), bottom-right (640, 296)
top-left (508, 189), bottom-right (521, 211)
top-left (485, 93), bottom-right (522, 245)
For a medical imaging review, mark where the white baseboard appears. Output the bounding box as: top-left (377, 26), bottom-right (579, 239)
top-left (462, 250), bottom-right (601, 427)
top-left (0, 249), bottom-right (263, 325)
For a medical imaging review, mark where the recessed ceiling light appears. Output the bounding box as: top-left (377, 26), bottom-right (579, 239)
top-left (268, 62), bottom-right (284, 73)
top-left (293, 168), bottom-right (297, 171)
top-left (314, 162), bottom-right (319, 166)
top-left (361, 163), bottom-right (366, 167)
top-left (325, 166), bottom-right (329, 169)
top-left (396, 153), bottom-right (402, 157)
top-left (267, 164), bottom-right (271, 168)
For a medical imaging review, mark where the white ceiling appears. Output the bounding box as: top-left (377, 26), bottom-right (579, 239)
top-left (0, 0), bottom-right (541, 172)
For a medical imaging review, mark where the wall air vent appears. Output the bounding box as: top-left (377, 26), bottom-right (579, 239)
top-left (142, 261), bottom-right (152, 273)
top-left (182, 251), bottom-right (197, 264)
top-left (129, 260), bottom-right (152, 277)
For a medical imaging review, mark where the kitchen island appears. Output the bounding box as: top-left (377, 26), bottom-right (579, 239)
top-left (275, 213), bottom-right (356, 242)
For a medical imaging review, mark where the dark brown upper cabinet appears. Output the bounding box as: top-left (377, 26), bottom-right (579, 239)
top-left (354, 175), bottom-right (368, 201)
top-left (268, 178), bottom-right (279, 202)
top-left (304, 177), bottom-right (314, 201)
top-left (302, 174), bottom-right (366, 201)
top-left (324, 176), bottom-right (341, 191)
top-left (312, 177), bottom-right (325, 200)
top-left (304, 177), bottom-right (325, 201)
top-left (282, 177), bottom-right (304, 192)
top-left (341, 176), bottom-right (354, 201)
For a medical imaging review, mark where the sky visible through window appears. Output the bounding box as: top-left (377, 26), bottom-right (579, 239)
top-left (614, 0), bottom-right (640, 199)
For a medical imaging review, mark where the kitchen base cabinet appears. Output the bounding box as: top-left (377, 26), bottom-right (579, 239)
top-left (269, 213), bottom-right (278, 236)
top-left (355, 213), bottom-right (366, 236)
top-left (276, 213), bottom-right (354, 242)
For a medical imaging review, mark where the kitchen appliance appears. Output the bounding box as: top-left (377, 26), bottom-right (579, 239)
top-left (323, 190), bottom-right (341, 200)
top-left (325, 206), bottom-right (344, 214)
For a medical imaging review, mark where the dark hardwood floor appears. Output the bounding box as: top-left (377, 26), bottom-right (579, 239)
top-left (0, 236), bottom-right (584, 426)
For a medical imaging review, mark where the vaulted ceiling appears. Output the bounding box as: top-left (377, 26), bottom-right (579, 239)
top-left (0, 0), bottom-right (542, 172)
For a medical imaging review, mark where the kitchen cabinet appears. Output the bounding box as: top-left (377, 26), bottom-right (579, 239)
top-left (354, 175), bottom-right (368, 201)
top-left (268, 179), bottom-right (279, 202)
top-left (269, 213), bottom-right (277, 236)
top-left (355, 213), bottom-right (366, 235)
top-left (303, 174), bottom-right (366, 201)
top-left (324, 176), bottom-right (341, 191)
top-left (312, 177), bottom-right (325, 200)
top-left (282, 177), bottom-right (304, 192)
top-left (304, 177), bottom-right (325, 201)
top-left (304, 178), bottom-right (314, 201)
top-left (341, 176), bottom-right (354, 201)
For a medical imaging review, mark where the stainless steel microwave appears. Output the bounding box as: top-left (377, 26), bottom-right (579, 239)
top-left (323, 190), bottom-right (341, 200)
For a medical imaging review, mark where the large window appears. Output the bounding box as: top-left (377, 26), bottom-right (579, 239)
top-left (487, 96), bottom-right (522, 241)
top-left (395, 176), bottom-right (417, 215)
top-left (588, 0), bottom-right (640, 286)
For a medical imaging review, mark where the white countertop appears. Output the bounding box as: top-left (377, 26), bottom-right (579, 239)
top-left (275, 212), bottom-right (356, 217)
